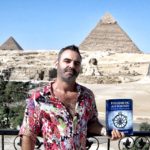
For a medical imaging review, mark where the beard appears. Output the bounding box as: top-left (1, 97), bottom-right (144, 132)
top-left (58, 66), bottom-right (79, 83)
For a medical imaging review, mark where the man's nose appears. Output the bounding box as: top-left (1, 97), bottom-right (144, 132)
top-left (69, 62), bottom-right (75, 68)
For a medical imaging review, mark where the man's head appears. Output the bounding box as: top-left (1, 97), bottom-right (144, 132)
top-left (58, 45), bottom-right (82, 61)
top-left (56, 45), bottom-right (82, 83)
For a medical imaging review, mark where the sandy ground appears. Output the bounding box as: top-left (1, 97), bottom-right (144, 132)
top-left (80, 77), bottom-right (150, 124)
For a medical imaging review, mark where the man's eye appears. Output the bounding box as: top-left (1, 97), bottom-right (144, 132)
top-left (75, 62), bottom-right (80, 66)
top-left (64, 60), bottom-right (70, 63)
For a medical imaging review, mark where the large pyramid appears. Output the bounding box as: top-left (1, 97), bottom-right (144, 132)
top-left (0, 36), bottom-right (23, 50)
top-left (79, 13), bottom-right (142, 53)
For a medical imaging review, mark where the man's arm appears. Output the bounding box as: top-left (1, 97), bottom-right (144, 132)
top-left (87, 118), bottom-right (105, 136)
top-left (19, 92), bottom-right (42, 150)
top-left (87, 90), bottom-right (124, 139)
top-left (87, 118), bottom-right (124, 139)
top-left (21, 135), bottom-right (35, 150)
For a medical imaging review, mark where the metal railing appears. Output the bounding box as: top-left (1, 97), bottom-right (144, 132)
top-left (0, 129), bottom-right (150, 150)
top-left (118, 131), bottom-right (150, 150)
top-left (0, 129), bottom-right (19, 150)
top-left (0, 129), bottom-right (106, 150)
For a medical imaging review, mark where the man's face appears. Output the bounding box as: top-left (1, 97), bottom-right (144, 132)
top-left (56, 50), bottom-right (81, 83)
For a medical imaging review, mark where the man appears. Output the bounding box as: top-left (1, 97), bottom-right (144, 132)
top-left (19, 45), bottom-right (124, 150)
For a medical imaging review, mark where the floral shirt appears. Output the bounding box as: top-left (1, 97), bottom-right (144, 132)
top-left (19, 81), bottom-right (98, 150)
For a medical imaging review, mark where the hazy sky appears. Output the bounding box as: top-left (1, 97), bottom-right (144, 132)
top-left (0, 0), bottom-right (150, 53)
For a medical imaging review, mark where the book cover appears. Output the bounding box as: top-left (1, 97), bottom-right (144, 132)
top-left (106, 99), bottom-right (133, 136)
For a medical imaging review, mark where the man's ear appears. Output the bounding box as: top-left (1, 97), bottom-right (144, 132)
top-left (54, 59), bottom-right (58, 68)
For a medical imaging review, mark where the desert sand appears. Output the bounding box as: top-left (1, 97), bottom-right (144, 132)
top-left (81, 77), bottom-right (150, 124)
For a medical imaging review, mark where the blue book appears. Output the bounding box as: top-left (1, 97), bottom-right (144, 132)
top-left (106, 99), bottom-right (133, 136)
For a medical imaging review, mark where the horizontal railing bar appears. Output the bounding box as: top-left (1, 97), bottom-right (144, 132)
top-left (87, 131), bottom-right (150, 138)
top-left (0, 130), bottom-right (150, 137)
top-left (0, 129), bottom-right (19, 135)
top-left (131, 131), bottom-right (150, 136)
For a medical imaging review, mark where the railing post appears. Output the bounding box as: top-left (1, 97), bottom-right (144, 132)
top-left (0, 129), bottom-right (19, 150)
top-left (2, 134), bottom-right (4, 150)
top-left (107, 138), bottom-right (110, 150)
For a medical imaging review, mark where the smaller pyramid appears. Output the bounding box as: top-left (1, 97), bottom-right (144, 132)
top-left (0, 36), bottom-right (23, 50)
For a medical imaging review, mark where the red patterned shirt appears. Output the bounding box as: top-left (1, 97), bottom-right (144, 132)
top-left (19, 81), bottom-right (98, 150)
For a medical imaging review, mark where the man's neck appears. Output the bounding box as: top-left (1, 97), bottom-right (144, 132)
top-left (53, 78), bottom-right (76, 93)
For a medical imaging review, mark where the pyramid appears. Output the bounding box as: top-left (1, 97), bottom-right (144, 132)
top-left (0, 36), bottom-right (23, 50)
top-left (79, 13), bottom-right (142, 53)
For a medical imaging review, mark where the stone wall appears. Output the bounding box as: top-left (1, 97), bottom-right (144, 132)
top-left (0, 50), bottom-right (150, 84)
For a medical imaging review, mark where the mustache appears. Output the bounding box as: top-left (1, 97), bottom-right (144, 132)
top-left (64, 67), bottom-right (77, 75)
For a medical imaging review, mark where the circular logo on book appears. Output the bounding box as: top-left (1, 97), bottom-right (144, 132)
top-left (112, 112), bottom-right (127, 128)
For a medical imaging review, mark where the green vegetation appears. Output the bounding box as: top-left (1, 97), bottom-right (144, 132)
top-left (0, 80), bottom-right (35, 129)
top-left (140, 122), bottom-right (150, 132)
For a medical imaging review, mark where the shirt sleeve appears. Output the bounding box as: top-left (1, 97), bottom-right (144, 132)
top-left (89, 90), bottom-right (99, 121)
top-left (19, 92), bottom-right (41, 142)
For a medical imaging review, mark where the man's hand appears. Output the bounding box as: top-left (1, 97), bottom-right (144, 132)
top-left (110, 129), bottom-right (125, 140)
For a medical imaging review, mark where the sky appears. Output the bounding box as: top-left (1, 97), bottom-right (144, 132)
top-left (0, 0), bottom-right (150, 53)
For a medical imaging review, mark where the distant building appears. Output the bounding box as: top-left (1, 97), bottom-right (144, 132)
top-left (0, 36), bottom-right (23, 50)
top-left (79, 12), bottom-right (142, 53)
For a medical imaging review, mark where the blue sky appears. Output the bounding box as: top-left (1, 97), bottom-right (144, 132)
top-left (0, 0), bottom-right (150, 53)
